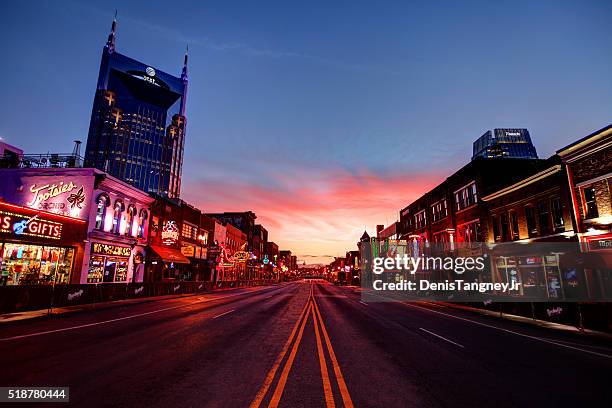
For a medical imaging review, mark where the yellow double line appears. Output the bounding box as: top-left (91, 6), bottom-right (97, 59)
top-left (250, 283), bottom-right (354, 408)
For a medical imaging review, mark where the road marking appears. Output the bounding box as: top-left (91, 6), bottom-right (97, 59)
top-left (268, 303), bottom-right (312, 408)
top-left (313, 295), bottom-right (355, 408)
top-left (0, 286), bottom-right (282, 342)
top-left (419, 327), bottom-right (465, 348)
top-left (249, 295), bottom-right (311, 408)
top-left (312, 305), bottom-right (335, 408)
top-left (212, 309), bottom-right (235, 319)
top-left (359, 300), bottom-right (368, 306)
top-left (401, 302), bottom-right (612, 359)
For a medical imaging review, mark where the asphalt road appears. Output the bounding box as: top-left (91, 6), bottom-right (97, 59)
top-left (0, 280), bottom-right (610, 408)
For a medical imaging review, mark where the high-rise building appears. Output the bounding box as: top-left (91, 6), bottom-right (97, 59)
top-left (84, 15), bottom-right (188, 198)
top-left (472, 129), bottom-right (538, 161)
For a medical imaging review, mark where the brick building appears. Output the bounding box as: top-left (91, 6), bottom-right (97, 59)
top-left (558, 124), bottom-right (612, 298)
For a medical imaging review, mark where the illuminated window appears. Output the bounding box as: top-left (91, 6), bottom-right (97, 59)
top-left (414, 210), bottom-right (427, 229)
top-left (126, 205), bottom-right (137, 236)
top-left (112, 200), bottom-right (125, 235)
top-left (510, 211), bottom-right (520, 240)
top-left (551, 198), bottom-right (564, 231)
top-left (583, 186), bottom-right (598, 219)
top-left (454, 182), bottom-right (477, 211)
top-left (95, 194), bottom-right (110, 230)
top-left (138, 210), bottom-right (148, 238)
top-left (524, 206), bottom-right (537, 237)
top-left (431, 199), bottom-right (448, 222)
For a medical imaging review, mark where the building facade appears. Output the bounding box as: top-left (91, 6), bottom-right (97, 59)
top-left (472, 129), bottom-right (538, 160)
top-left (0, 168), bottom-right (153, 284)
top-left (558, 124), bottom-right (612, 298)
top-left (84, 17), bottom-right (188, 198)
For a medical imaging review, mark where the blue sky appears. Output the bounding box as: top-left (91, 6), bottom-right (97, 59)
top-left (1, 0), bottom-right (611, 262)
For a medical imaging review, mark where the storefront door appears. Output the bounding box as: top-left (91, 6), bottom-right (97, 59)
top-left (103, 259), bottom-right (116, 282)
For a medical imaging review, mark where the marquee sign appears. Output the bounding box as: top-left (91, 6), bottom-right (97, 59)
top-left (0, 210), bottom-right (63, 240)
top-left (92, 243), bottom-right (131, 257)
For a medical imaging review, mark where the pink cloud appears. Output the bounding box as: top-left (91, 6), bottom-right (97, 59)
top-left (182, 166), bottom-right (444, 264)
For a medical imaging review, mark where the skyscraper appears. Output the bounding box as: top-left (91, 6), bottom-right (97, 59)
top-left (84, 15), bottom-right (188, 198)
top-left (472, 129), bottom-right (538, 161)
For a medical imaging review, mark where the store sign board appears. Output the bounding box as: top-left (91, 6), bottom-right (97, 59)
top-left (589, 238), bottom-right (612, 251)
top-left (161, 220), bottom-right (179, 246)
top-left (92, 242), bottom-right (131, 257)
top-left (0, 210), bottom-right (63, 240)
top-left (0, 172), bottom-right (94, 220)
top-left (181, 244), bottom-right (195, 257)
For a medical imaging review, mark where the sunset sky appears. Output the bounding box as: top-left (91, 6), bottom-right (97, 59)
top-left (2, 1), bottom-right (611, 263)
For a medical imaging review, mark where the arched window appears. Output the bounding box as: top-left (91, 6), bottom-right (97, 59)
top-left (95, 193), bottom-right (110, 230)
top-left (112, 200), bottom-right (125, 235)
top-left (137, 209), bottom-right (148, 238)
top-left (125, 205), bottom-right (137, 236)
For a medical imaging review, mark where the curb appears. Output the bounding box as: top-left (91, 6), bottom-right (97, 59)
top-left (0, 283), bottom-right (281, 325)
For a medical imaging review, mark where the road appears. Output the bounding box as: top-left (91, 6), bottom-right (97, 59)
top-left (0, 280), bottom-right (610, 407)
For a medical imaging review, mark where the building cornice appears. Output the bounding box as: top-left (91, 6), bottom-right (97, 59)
top-left (482, 165), bottom-right (561, 202)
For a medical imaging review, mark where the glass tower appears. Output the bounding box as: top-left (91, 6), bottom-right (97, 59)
top-left (84, 16), bottom-right (188, 198)
top-left (472, 129), bottom-right (538, 161)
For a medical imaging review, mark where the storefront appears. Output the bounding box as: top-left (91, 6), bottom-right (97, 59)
top-left (147, 245), bottom-right (190, 281)
top-left (86, 242), bottom-right (132, 283)
top-left (0, 201), bottom-right (86, 285)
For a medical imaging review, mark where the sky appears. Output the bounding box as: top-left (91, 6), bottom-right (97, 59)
top-left (1, 1), bottom-right (611, 264)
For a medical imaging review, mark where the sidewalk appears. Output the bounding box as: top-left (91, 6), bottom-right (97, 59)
top-left (0, 284), bottom-right (278, 325)
top-left (423, 301), bottom-right (612, 342)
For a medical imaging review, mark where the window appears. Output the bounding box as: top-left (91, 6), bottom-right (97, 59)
top-left (182, 222), bottom-right (198, 240)
top-left (454, 182), bottom-right (477, 211)
top-left (138, 209), bottom-right (148, 238)
top-left (431, 200), bottom-right (448, 222)
top-left (510, 212), bottom-right (520, 240)
top-left (500, 213), bottom-right (510, 241)
top-left (537, 201), bottom-right (550, 235)
top-left (583, 186), bottom-right (598, 219)
top-left (550, 198), bottom-right (564, 231)
top-left (492, 216), bottom-right (501, 242)
top-left (112, 200), bottom-right (125, 235)
top-left (459, 221), bottom-right (480, 245)
top-left (525, 206), bottom-right (537, 237)
top-left (414, 210), bottom-right (427, 229)
top-left (95, 194), bottom-right (110, 230)
top-left (126, 205), bottom-right (137, 236)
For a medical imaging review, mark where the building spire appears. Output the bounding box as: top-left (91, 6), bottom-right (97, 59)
top-left (105, 10), bottom-right (117, 53)
top-left (181, 45), bottom-right (189, 81)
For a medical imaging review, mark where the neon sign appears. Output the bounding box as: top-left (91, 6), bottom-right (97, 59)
top-left (161, 220), bottom-right (179, 246)
top-left (1, 211), bottom-right (63, 240)
top-left (27, 180), bottom-right (87, 218)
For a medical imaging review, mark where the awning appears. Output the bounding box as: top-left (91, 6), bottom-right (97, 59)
top-left (149, 245), bottom-right (191, 264)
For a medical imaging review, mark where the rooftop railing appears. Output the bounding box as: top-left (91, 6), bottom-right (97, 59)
top-left (0, 153), bottom-right (84, 169)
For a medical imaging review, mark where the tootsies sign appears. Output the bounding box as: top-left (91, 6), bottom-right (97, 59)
top-left (0, 202), bottom-right (87, 244)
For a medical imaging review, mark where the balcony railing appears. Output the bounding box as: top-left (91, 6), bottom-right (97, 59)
top-left (0, 153), bottom-right (84, 169)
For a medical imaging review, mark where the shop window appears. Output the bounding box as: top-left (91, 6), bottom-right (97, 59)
top-left (112, 200), bottom-right (125, 235)
top-left (95, 193), bottom-right (110, 230)
top-left (510, 212), bottom-right (520, 240)
top-left (138, 209), bottom-right (148, 238)
top-left (550, 197), bottom-right (565, 232)
top-left (583, 185), bottom-right (599, 219)
top-left (537, 201), bottom-right (551, 235)
top-left (126, 205), bottom-right (137, 236)
top-left (1, 243), bottom-right (74, 285)
top-left (525, 206), bottom-right (538, 238)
